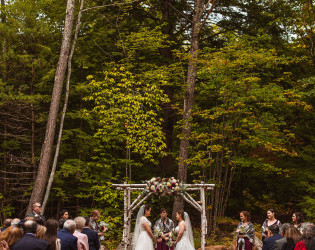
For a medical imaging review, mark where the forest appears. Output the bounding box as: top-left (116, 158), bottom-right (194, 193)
top-left (0, 0), bottom-right (314, 248)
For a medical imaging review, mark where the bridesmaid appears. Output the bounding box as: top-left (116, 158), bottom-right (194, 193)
top-left (292, 212), bottom-right (303, 233)
top-left (236, 211), bottom-right (255, 250)
top-left (261, 209), bottom-right (281, 240)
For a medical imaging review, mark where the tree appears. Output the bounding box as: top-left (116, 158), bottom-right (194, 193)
top-left (27, 0), bottom-right (76, 213)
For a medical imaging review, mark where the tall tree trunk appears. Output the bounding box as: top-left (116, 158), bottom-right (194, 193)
top-left (27, 0), bottom-right (76, 214)
top-left (41, 0), bottom-right (84, 215)
top-left (172, 0), bottom-right (204, 221)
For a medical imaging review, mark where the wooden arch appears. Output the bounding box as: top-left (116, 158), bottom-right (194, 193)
top-left (113, 182), bottom-right (215, 250)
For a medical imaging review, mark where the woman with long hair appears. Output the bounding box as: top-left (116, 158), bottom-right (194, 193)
top-left (281, 225), bottom-right (301, 250)
top-left (43, 219), bottom-right (61, 250)
top-left (261, 209), bottom-right (281, 240)
top-left (0, 226), bottom-right (23, 249)
top-left (292, 212), bottom-right (303, 233)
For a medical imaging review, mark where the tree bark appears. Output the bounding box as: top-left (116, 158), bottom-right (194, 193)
top-left (27, 0), bottom-right (76, 214)
top-left (41, 0), bottom-right (84, 215)
top-left (172, 0), bottom-right (204, 221)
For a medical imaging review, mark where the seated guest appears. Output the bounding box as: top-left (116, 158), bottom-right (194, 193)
top-left (81, 216), bottom-right (99, 250)
top-left (281, 226), bottom-right (301, 250)
top-left (0, 226), bottom-right (23, 249)
top-left (308, 237), bottom-right (315, 250)
top-left (73, 217), bottom-right (89, 250)
top-left (10, 219), bottom-right (20, 228)
top-left (57, 220), bottom-right (77, 250)
top-left (274, 223), bottom-right (290, 250)
top-left (43, 219), bottom-right (61, 250)
top-left (262, 224), bottom-right (281, 250)
top-left (36, 225), bottom-right (47, 240)
top-left (294, 224), bottom-right (315, 250)
top-left (1, 219), bottom-right (12, 232)
top-left (11, 220), bottom-right (50, 250)
top-left (25, 202), bottom-right (46, 222)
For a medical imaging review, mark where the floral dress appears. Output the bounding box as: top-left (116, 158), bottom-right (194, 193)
top-left (236, 222), bottom-right (255, 250)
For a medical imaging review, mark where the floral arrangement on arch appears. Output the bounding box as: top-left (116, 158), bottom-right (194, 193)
top-left (145, 177), bottom-right (185, 195)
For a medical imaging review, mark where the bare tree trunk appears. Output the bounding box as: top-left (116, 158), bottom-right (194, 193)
top-left (27, 0), bottom-right (76, 214)
top-left (172, 0), bottom-right (204, 221)
top-left (41, 0), bottom-right (84, 215)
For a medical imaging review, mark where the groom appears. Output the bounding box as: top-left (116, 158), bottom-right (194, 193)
top-left (154, 208), bottom-right (175, 250)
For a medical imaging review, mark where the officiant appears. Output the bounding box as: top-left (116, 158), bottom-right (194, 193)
top-left (153, 208), bottom-right (175, 250)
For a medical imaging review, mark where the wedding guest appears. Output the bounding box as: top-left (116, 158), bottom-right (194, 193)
top-left (0, 226), bottom-right (23, 249)
top-left (25, 202), bottom-right (46, 222)
top-left (43, 219), bottom-right (61, 250)
top-left (294, 224), bottom-right (315, 250)
top-left (153, 208), bottom-right (174, 250)
top-left (60, 210), bottom-right (70, 221)
top-left (73, 217), bottom-right (89, 250)
top-left (261, 209), bottom-right (282, 240)
top-left (281, 225), bottom-right (301, 250)
top-left (292, 212), bottom-right (303, 233)
top-left (57, 220), bottom-right (78, 250)
top-left (90, 210), bottom-right (106, 239)
top-left (81, 216), bottom-right (99, 250)
top-left (11, 220), bottom-right (50, 250)
top-left (262, 224), bottom-right (281, 250)
top-left (236, 211), bottom-right (255, 250)
top-left (0, 219), bottom-right (12, 232)
top-left (274, 223), bottom-right (290, 250)
top-left (36, 225), bottom-right (47, 240)
top-left (10, 219), bottom-right (20, 228)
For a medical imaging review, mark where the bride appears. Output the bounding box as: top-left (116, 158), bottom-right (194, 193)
top-left (132, 204), bottom-right (155, 250)
top-left (174, 210), bottom-right (195, 250)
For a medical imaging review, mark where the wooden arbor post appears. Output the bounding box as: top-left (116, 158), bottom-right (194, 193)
top-left (113, 183), bottom-right (215, 250)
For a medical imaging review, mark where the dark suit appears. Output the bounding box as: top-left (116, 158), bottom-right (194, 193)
top-left (11, 233), bottom-right (50, 250)
top-left (57, 228), bottom-right (78, 250)
top-left (263, 234), bottom-right (282, 250)
top-left (25, 211), bottom-right (46, 222)
top-left (309, 238), bottom-right (315, 250)
top-left (81, 227), bottom-right (100, 250)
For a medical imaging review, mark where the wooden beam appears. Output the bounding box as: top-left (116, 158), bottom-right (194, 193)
top-left (131, 192), bottom-right (153, 212)
top-left (179, 193), bottom-right (202, 212)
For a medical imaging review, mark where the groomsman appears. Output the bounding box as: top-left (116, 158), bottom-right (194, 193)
top-left (154, 208), bottom-right (175, 250)
top-left (25, 202), bottom-right (46, 222)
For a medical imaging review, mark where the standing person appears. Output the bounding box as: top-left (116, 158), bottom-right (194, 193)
top-left (43, 219), bottom-right (61, 250)
top-left (89, 210), bottom-right (106, 240)
top-left (274, 223), bottom-right (291, 250)
top-left (173, 210), bottom-right (194, 250)
top-left (73, 217), bottom-right (89, 250)
top-left (57, 220), bottom-right (78, 250)
top-left (261, 209), bottom-right (282, 240)
top-left (154, 208), bottom-right (175, 250)
top-left (236, 211), bottom-right (255, 250)
top-left (11, 220), bottom-right (50, 250)
top-left (1, 219), bottom-right (12, 232)
top-left (60, 210), bottom-right (70, 221)
top-left (292, 212), bottom-right (303, 233)
top-left (281, 225), bottom-right (301, 250)
top-left (25, 202), bottom-right (46, 222)
top-left (132, 205), bottom-right (155, 250)
top-left (0, 226), bottom-right (23, 249)
top-left (262, 224), bottom-right (281, 250)
top-left (81, 216), bottom-right (99, 250)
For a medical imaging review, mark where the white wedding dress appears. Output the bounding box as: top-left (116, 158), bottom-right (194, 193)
top-left (134, 216), bottom-right (154, 250)
top-left (175, 220), bottom-right (195, 250)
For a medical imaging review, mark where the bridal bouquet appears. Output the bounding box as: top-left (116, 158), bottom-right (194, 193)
top-left (234, 226), bottom-right (247, 235)
top-left (98, 221), bottom-right (110, 240)
top-left (166, 229), bottom-right (178, 247)
top-left (153, 228), bottom-right (163, 238)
